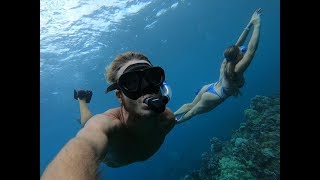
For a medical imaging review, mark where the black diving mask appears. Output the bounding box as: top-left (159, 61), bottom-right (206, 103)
top-left (105, 63), bottom-right (165, 100)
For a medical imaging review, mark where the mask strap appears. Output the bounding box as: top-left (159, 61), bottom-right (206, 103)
top-left (105, 83), bottom-right (119, 93)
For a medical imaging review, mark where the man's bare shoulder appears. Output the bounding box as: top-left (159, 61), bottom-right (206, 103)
top-left (102, 107), bottom-right (122, 117)
top-left (85, 108), bottom-right (122, 131)
top-left (87, 107), bottom-right (120, 120)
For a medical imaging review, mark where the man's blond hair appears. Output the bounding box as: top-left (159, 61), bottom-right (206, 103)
top-left (105, 51), bottom-right (151, 83)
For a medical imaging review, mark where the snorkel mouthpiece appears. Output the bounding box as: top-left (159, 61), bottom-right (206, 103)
top-left (143, 96), bottom-right (168, 113)
top-left (143, 81), bottom-right (172, 113)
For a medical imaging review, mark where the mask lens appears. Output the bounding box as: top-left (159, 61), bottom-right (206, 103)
top-left (145, 67), bottom-right (164, 86)
top-left (119, 72), bottom-right (140, 91)
top-left (113, 66), bottom-right (165, 100)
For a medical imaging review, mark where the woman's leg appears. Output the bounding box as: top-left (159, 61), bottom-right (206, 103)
top-left (174, 84), bottom-right (210, 116)
top-left (177, 92), bottom-right (221, 124)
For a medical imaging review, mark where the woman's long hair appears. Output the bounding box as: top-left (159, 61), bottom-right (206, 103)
top-left (223, 45), bottom-right (245, 97)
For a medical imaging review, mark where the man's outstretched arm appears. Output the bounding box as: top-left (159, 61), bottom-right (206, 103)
top-left (74, 90), bottom-right (93, 126)
top-left (40, 137), bottom-right (104, 180)
top-left (79, 99), bottom-right (93, 126)
top-left (41, 114), bottom-right (115, 180)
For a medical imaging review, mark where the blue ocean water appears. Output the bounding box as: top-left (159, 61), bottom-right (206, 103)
top-left (40, 0), bottom-right (280, 179)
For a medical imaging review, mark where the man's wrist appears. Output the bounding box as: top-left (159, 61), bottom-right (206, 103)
top-left (79, 99), bottom-right (87, 103)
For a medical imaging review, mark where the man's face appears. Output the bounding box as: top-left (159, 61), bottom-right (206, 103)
top-left (116, 59), bottom-right (161, 117)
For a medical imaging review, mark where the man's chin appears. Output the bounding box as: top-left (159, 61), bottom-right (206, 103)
top-left (139, 102), bottom-right (160, 116)
top-left (140, 108), bottom-right (158, 117)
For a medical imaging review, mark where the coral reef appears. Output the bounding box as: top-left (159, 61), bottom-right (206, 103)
top-left (181, 95), bottom-right (280, 180)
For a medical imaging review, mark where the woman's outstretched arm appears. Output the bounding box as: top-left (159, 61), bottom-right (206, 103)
top-left (235, 8), bottom-right (262, 74)
top-left (235, 20), bottom-right (253, 46)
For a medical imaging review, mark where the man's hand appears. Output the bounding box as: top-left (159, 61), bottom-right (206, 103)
top-left (74, 89), bottom-right (93, 103)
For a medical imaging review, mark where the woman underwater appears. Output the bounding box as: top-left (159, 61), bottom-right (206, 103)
top-left (174, 8), bottom-right (262, 123)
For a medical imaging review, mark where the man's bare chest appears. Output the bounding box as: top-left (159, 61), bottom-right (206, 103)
top-left (108, 130), bottom-right (165, 161)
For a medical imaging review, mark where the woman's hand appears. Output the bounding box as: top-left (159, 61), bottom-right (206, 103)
top-left (249, 8), bottom-right (262, 26)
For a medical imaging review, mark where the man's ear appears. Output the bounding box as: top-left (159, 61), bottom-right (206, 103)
top-left (115, 90), bottom-right (123, 104)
